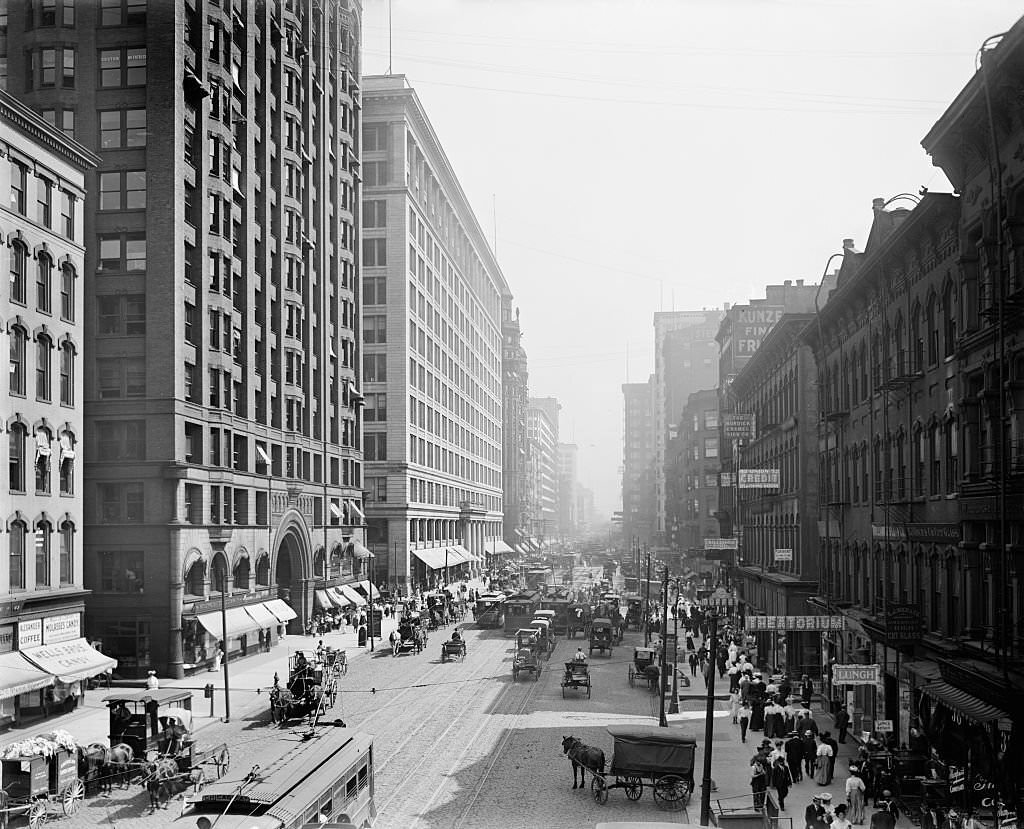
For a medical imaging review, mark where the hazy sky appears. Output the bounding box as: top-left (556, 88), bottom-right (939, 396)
top-left (361, 0), bottom-right (1022, 519)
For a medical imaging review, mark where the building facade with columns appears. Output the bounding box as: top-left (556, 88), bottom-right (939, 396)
top-left (361, 75), bottom-right (507, 591)
top-left (10, 1), bottom-right (369, 677)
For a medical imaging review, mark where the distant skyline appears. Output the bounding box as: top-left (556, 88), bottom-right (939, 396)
top-left (362, 0), bottom-right (1022, 519)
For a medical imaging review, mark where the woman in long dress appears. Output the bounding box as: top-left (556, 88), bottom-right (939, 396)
top-left (814, 739), bottom-right (833, 785)
top-left (846, 768), bottom-right (867, 824)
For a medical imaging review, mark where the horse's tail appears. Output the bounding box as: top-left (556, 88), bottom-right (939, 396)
top-left (598, 749), bottom-right (606, 773)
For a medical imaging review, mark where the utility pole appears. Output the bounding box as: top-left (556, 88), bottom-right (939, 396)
top-left (643, 550), bottom-right (652, 647)
top-left (658, 567), bottom-right (670, 727)
top-left (669, 578), bottom-right (680, 715)
top-left (699, 609), bottom-right (719, 825)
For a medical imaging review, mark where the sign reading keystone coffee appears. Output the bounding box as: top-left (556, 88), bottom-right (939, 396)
top-left (885, 603), bottom-right (923, 644)
top-left (832, 664), bottom-right (881, 686)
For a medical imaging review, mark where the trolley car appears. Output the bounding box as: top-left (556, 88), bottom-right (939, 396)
top-left (474, 592), bottom-right (507, 628)
top-left (503, 591), bottom-right (542, 635)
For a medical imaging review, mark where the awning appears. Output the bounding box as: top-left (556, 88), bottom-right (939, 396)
top-left (449, 544), bottom-right (478, 563)
top-left (0, 651), bottom-right (54, 699)
top-left (59, 434), bottom-right (75, 463)
top-left (347, 500), bottom-right (365, 522)
top-left (411, 546), bottom-right (453, 570)
top-left (35, 432), bottom-right (51, 460)
top-left (330, 501), bottom-right (344, 519)
top-left (920, 681), bottom-right (1009, 725)
top-left (490, 540), bottom-right (514, 555)
top-left (243, 602), bottom-right (279, 629)
top-left (315, 589), bottom-right (338, 610)
top-left (264, 598), bottom-right (298, 622)
top-left (354, 580), bottom-right (380, 600)
top-left (21, 638), bottom-right (118, 684)
top-left (336, 584), bottom-right (365, 606)
top-left (195, 607), bottom-right (261, 639)
top-left (347, 539), bottom-right (372, 559)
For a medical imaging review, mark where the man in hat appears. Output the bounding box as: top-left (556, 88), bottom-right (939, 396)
top-left (784, 731), bottom-right (804, 782)
top-left (870, 793), bottom-right (897, 829)
top-left (802, 729), bottom-right (818, 780)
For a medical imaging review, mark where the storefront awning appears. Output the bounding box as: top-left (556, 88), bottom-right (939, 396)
top-left (490, 540), bottom-right (514, 555)
top-left (354, 580), bottom-right (380, 600)
top-left (347, 540), bottom-right (372, 559)
top-left (449, 544), bottom-right (480, 563)
top-left (264, 598), bottom-right (298, 623)
top-left (243, 602), bottom-right (279, 629)
top-left (411, 546), bottom-right (453, 570)
top-left (195, 607), bottom-right (261, 639)
top-left (921, 681), bottom-right (1009, 725)
top-left (21, 638), bottom-right (118, 684)
top-left (314, 589), bottom-right (338, 610)
top-left (0, 651), bottom-right (54, 698)
top-left (332, 585), bottom-right (363, 606)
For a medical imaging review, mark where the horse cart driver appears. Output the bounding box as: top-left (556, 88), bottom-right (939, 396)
top-left (451, 628), bottom-right (462, 642)
top-left (573, 647), bottom-right (588, 664)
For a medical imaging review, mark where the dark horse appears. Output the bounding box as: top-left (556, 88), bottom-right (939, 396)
top-left (561, 735), bottom-right (605, 789)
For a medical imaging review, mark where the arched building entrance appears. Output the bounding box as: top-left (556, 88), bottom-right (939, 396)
top-left (273, 511), bottom-right (312, 634)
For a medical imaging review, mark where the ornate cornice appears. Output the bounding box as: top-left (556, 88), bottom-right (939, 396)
top-left (0, 91), bottom-right (100, 172)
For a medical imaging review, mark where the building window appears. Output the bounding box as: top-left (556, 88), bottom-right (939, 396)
top-left (99, 550), bottom-right (144, 592)
top-left (98, 482), bottom-right (144, 523)
top-left (96, 356), bottom-right (145, 398)
top-left (59, 341), bottom-right (74, 405)
top-left (926, 296), bottom-right (938, 366)
top-left (60, 264), bottom-right (74, 321)
top-left (362, 123), bottom-right (387, 151)
top-left (35, 334), bottom-right (51, 400)
top-left (943, 283), bottom-right (957, 358)
top-left (703, 437), bottom-right (718, 458)
top-left (36, 252), bottom-right (51, 312)
top-left (60, 190), bottom-right (75, 237)
top-left (97, 233), bottom-right (146, 272)
top-left (9, 423), bottom-right (25, 491)
top-left (364, 392), bottom-right (387, 422)
top-left (362, 238), bottom-right (387, 266)
top-left (99, 46), bottom-right (145, 86)
top-left (363, 160), bottom-right (387, 186)
top-left (362, 200), bottom-right (386, 228)
top-left (34, 522), bottom-right (50, 587)
top-left (9, 325), bottom-right (26, 395)
top-left (9, 520), bottom-right (25, 589)
top-left (99, 108), bottom-right (146, 148)
top-left (36, 177), bottom-right (52, 227)
top-left (944, 419), bottom-right (958, 493)
top-left (61, 47), bottom-right (74, 86)
top-left (100, 0), bottom-right (145, 26)
top-left (9, 160), bottom-right (25, 214)
top-left (97, 294), bottom-right (145, 335)
top-left (363, 314), bottom-right (386, 343)
top-left (59, 521), bottom-right (73, 583)
top-left (9, 241), bottom-right (26, 303)
top-left (929, 424), bottom-right (941, 495)
top-left (59, 432), bottom-right (74, 494)
top-left (99, 170), bottom-right (146, 210)
top-left (364, 432), bottom-right (386, 461)
top-left (42, 109), bottom-right (76, 139)
top-left (363, 353), bottom-right (386, 382)
top-left (363, 276), bottom-right (386, 305)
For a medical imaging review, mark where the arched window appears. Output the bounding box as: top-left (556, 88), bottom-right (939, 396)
top-left (893, 315), bottom-right (906, 377)
top-left (927, 294), bottom-right (939, 365)
top-left (59, 341), bottom-right (74, 405)
top-left (255, 554), bottom-right (270, 586)
top-left (34, 428), bottom-right (51, 493)
top-left (60, 263), bottom-right (75, 321)
top-left (35, 334), bottom-right (50, 401)
top-left (910, 303), bottom-right (924, 372)
top-left (59, 520), bottom-right (73, 584)
top-left (58, 431), bottom-right (75, 495)
top-left (34, 520), bottom-right (51, 586)
top-left (184, 559), bottom-right (205, 597)
top-left (944, 282), bottom-right (957, 358)
top-left (211, 553), bottom-right (228, 593)
top-left (9, 519), bottom-right (25, 589)
top-left (313, 547), bottom-right (325, 578)
top-left (36, 253), bottom-right (51, 313)
top-left (9, 423), bottom-right (25, 491)
top-left (9, 242), bottom-right (26, 304)
top-left (9, 326), bottom-right (26, 395)
top-left (233, 555), bottom-right (250, 591)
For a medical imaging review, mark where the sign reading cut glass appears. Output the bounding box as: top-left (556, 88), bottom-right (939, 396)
top-left (738, 469), bottom-right (780, 489)
top-left (746, 615), bottom-right (844, 631)
top-left (704, 537), bottom-right (739, 550)
top-left (832, 664), bottom-right (881, 685)
top-left (885, 603), bottom-right (923, 644)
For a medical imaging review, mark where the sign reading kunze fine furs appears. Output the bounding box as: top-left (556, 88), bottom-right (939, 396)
top-left (738, 469), bottom-right (780, 489)
top-left (832, 664), bottom-right (881, 685)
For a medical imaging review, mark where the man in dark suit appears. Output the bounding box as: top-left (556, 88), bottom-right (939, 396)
top-left (784, 730), bottom-right (804, 782)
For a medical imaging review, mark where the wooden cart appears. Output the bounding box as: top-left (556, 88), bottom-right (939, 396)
top-left (0, 747), bottom-right (84, 828)
top-left (561, 662), bottom-right (592, 698)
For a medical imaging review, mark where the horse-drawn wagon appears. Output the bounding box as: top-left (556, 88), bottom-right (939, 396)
top-left (512, 629), bottom-right (543, 681)
top-left (268, 649), bottom-right (340, 725)
top-left (591, 726), bottom-right (696, 811)
top-left (567, 603), bottom-right (592, 639)
top-left (561, 662), bottom-right (592, 698)
top-left (391, 615), bottom-right (427, 656)
top-left (440, 633), bottom-right (466, 662)
top-left (0, 730), bottom-right (84, 827)
top-left (628, 646), bottom-right (659, 689)
top-left (528, 617), bottom-right (555, 657)
top-left (589, 617), bottom-right (615, 657)
top-left (624, 594), bottom-right (644, 631)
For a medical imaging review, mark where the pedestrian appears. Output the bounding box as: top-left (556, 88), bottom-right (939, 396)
top-left (689, 652), bottom-right (698, 677)
top-left (814, 736), bottom-right (833, 785)
top-left (802, 730), bottom-right (818, 779)
top-left (835, 706), bottom-right (851, 743)
top-left (730, 690), bottom-right (741, 724)
top-left (800, 674), bottom-right (815, 707)
top-left (146, 670), bottom-right (159, 690)
top-left (822, 730), bottom-right (839, 783)
top-left (771, 755), bottom-right (792, 810)
top-left (750, 752), bottom-right (769, 811)
top-left (739, 702), bottom-right (752, 743)
top-left (833, 804), bottom-right (853, 829)
top-left (784, 731), bottom-right (804, 783)
top-left (869, 799), bottom-right (896, 829)
top-left (806, 797), bottom-right (825, 829)
top-left (846, 766), bottom-right (867, 824)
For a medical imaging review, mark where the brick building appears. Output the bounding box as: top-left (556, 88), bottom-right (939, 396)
top-left (501, 298), bottom-right (528, 554)
top-left (622, 378), bottom-right (655, 546)
top-left (671, 388), bottom-right (719, 563)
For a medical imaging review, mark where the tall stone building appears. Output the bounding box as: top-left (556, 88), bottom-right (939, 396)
top-left (0, 90), bottom-right (112, 719)
top-left (8, 0), bottom-right (368, 676)
top-left (527, 397), bottom-right (559, 545)
top-left (622, 378), bottom-right (655, 545)
top-left (501, 297), bottom-right (528, 553)
top-left (361, 75), bottom-right (507, 589)
top-left (557, 442), bottom-right (578, 541)
top-left (672, 388), bottom-right (720, 557)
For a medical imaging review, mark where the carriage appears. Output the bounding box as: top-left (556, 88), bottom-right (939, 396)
top-left (268, 650), bottom-right (338, 724)
top-left (391, 616), bottom-right (427, 656)
top-left (624, 595), bottom-right (644, 631)
top-left (628, 646), bottom-right (660, 689)
top-left (591, 726), bottom-right (696, 811)
top-left (561, 662), bottom-right (592, 698)
top-left (475, 592), bottom-right (507, 628)
top-left (589, 617), bottom-right (615, 657)
top-left (512, 629), bottom-right (543, 681)
top-left (529, 617), bottom-right (555, 656)
top-left (566, 603), bottom-right (592, 639)
top-left (441, 636), bottom-right (466, 662)
top-left (0, 731), bottom-right (85, 828)
top-left (504, 591), bottom-right (542, 635)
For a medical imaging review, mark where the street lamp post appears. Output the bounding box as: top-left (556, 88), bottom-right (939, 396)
top-left (658, 567), bottom-right (670, 727)
top-left (218, 557), bottom-right (231, 723)
top-left (643, 551), bottom-right (652, 647)
top-left (669, 579), bottom-right (680, 715)
top-left (698, 589), bottom-right (734, 826)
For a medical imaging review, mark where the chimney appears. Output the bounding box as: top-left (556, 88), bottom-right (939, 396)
top-left (843, 238), bottom-right (855, 251)
top-left (872, 197), bottom-right (885, 211)
top-left (796, 279), bottom-right (804, 286)
top-left (724, 302), bottom-right (731, 311)
top-left (784, 279), bottom-right (792, 287)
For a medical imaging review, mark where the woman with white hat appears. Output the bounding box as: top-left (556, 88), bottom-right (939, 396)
top-left (145, 670), bottom-right (159, 690)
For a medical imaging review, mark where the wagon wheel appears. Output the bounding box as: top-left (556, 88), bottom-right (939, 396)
top-left (61, 778), bottom-right (85, 815)
top-left (591, 774), bottom-right (609, 805)
top-left (652, 774), bottom-right (688, 811)
top-left (623, 775), bottom-right (643, 801)
top-left (215, 747), bottom-right (230, 778)
top-left (27, 799), bottom-right (46, 829)
top-left (628, 665), bottom-right (635, 687)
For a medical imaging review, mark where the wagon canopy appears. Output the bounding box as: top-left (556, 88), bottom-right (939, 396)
top-left (607, 726), bottom-right (697, 776)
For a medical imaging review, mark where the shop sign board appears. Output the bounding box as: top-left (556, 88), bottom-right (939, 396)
top-left (746, 615), bottom-right (844, 631)
top-left (704, 538), bottom-right (738, 550)
top-left (875, 719), bottom-right (893, 733)
top-left (949, 767), bottom-right (965, 794)
top-left (773, 548), bottom-right (793, 562)
top-left (885, 604), bottom-right (923, 645)
top-left (18, 619), bottom-right (42, 650)
top-left (700, 587), bottom-right (737, 609)
top-left (43, 613), bottom-right (80, 644)
top-left (0, 624), bottom-right (13, 653)
top-left (832, 664), bottom-right (880, 685)
top-left (723, 413), bottom-right (755, 439)
top-left (998, 806), bottom-right (1016, 829)
top-left (738, 469), bottom-right (780, 489)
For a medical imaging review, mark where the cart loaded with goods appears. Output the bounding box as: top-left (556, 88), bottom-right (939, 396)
top-left (0, 730), bottom-right (85, 828)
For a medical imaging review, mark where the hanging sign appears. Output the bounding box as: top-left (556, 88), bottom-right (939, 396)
top-left (773, 548), bottom-right (793, 562)
top-left (723, 413), bottom-right (755, 439)
top-left (949, 767), bottom-right (965, 794)
top-left (704, 538), bottom-right (738, 550)
top-left (746, 615), bottom-right (844, 631)
top-left (738, 469), bottom-right (780, 489)
top-left (832, 664), bottom-right (880, 685)
top-left (875, 719), bottom-right (893, 733)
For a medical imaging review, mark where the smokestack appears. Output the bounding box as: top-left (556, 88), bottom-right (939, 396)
top-left (784, 279), bottom-right (792, 287)
top-left (872, 197), bottom-right (885, 211)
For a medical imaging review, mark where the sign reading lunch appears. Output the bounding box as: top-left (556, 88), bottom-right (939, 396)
top-left (832, 664), bottom-right (881, 685)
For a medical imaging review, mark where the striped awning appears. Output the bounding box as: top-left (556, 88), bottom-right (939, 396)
top-left (920, 681), bottom-right (1008, 725)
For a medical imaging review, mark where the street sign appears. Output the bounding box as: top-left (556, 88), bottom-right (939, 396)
top-left (723, 413), bottom-right (755, 439)
top-left (832, 664), bottom-right (881, 685)
top-left (720, 472), bottom-right (736, 487)
top-left (773, 548), bottom-right (793, 562)
top-left (704, 538), bottom-right (738, 550)
top-left (738, 469), bottom-right (780, 489)
top-left (875, 719), bottom-right (893, 733)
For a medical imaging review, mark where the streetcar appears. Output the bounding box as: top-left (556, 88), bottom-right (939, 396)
top-left (186, 726), bottom-right (374, 829)
top-left (475, 592), bottom-right (507, 629)
top-left (503, 590), bottom-right (542, 635)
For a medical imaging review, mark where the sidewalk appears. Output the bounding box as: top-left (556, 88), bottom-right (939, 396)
top-left (0, 612), bottom-right (400, 748)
